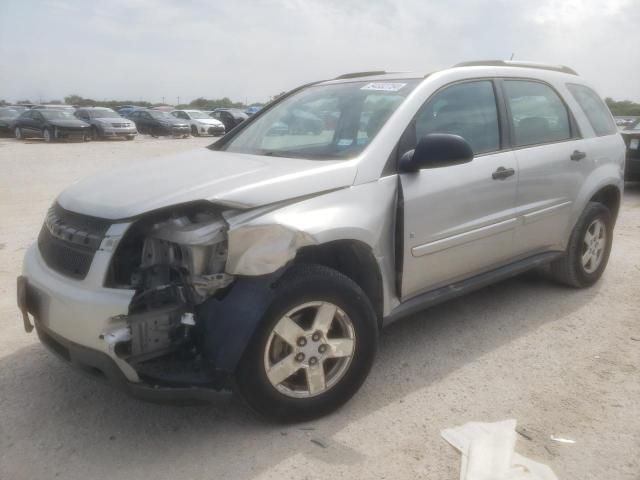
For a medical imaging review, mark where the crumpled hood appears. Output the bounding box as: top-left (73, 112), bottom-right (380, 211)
top-left (57, 148), bottom-right (358, 220)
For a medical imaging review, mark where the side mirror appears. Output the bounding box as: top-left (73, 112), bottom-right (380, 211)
top-left (399, 133), bottom-right (474, 172)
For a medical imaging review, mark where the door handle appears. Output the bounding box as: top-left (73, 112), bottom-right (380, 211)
top-left (570, 150), bottom-right (587, 161)
top-left (492, 167), bottom-right (515, 180)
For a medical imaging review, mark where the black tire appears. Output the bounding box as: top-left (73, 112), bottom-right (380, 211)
top-left (91, 126), bottom-right (99, 140)
top-left (550, 202), bottom-right (613, 288)
top-left (191, 125), bottom-right (199, 137)
top-left (235, 264), bottom-right (378, 422)
top-left (125, 135), bottom-right (135, 141)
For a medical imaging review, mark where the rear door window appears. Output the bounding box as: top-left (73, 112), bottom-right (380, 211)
top-left (566, 84), bottom-right (617, 136)
top-left (412, 80), bottom-right (500, 155)
top-left (503, 80), bottom-right (572, 147)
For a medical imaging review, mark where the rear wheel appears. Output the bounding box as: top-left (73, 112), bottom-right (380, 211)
top-left (550, 202), bottom-right (613, 288)
top-left (235, 265), bottom-right (378, 422)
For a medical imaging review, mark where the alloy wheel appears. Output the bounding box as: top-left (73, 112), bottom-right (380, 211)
top-left (263, 301), bottom-right (356, 398)
top-left (582, 218), bottom-right (606, 274)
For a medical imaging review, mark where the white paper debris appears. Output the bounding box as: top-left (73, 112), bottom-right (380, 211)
top-left (550, 435), bottom-right (575, 444)
top-left (441, 420), bottom-right (558, 480)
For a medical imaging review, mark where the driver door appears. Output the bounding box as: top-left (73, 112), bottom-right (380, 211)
top-left (400, 80), bottom-right (518, 299)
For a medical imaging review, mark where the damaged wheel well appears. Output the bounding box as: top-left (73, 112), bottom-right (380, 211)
top-left (293, 240), bottom-right (384, 328)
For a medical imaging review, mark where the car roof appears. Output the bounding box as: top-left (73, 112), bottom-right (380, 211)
top-left (319, 61), bottom-right (579, 86)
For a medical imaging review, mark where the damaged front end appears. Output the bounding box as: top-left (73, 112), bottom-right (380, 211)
top-left (105, 205), bottom-right (238, 390)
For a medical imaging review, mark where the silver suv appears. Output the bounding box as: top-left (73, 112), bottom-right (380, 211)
top-left (17, 61), bottom-right (625, 421)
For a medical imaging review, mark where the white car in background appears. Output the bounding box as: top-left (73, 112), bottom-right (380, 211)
top-left (171, 109), bottom-right (225, 136)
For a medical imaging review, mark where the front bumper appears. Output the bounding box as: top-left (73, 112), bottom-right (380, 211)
top-left (170, 126), bottom-right (190, 136)
top-left (54, 127), bottom-right (89, 139)
top-left (197, 124), bottom-right (225, 136)
top-left (18, 245), bottom-right (229, 400)
top-left (101, 127), bottom-right (137, 138)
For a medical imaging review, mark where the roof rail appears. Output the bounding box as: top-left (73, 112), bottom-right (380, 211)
top-left (334, 71), bottom-right (388, 79)
top-left (453, 60), bottom-right (578, 76)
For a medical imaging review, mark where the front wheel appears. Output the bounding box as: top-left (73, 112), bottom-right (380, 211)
top-left (191, 125), bottom-right (199, 137)
top-left (550, 202), bottom-right (613, 288)
top-left (43, 128), bottom-right (52, 142)
top-left (235, 265), bottom-right (378, 422)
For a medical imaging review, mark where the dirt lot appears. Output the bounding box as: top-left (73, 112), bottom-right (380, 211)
top-left (0, 136), bottom-right (638, 480)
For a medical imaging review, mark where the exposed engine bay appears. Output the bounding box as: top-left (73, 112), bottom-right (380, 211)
top-left (105, 208), bottom-right (236, 385)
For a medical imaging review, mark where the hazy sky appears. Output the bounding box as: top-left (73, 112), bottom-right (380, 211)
top-left (1, 0), bottom-right (639, 104)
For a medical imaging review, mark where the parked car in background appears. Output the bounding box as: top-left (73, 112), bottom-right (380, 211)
top-left (245, 106), bottom-right (262, 116)
top-left (128, 109), bottom-right (190, 137)
top-left (210, 108), bottom-right (248, 131)
top-left (171, 109), bottom-right (225, 136)
top-left (117, 105), bottom-right (144, 117)
top-left (151, 106), bottom-right (175, 112)
top-left (32, 104), bottom-right (76, 111)
top-left (621, 119), bottom-right (640, 180)
top-left (74, 107), bottom-right (137, 140)
top-left (13, 108), bottom-right (90, 142)
top-left (0, 106), bottom-right (28, 135)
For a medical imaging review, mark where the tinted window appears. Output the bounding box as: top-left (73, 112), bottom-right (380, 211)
top-left (567, 84), bottom-right (617, 136)
top-left (413, 81), bottom-right (500, 155)
top-left (504, 80), bottom-right (572, 147)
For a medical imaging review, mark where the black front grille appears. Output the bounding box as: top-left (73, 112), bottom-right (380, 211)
top-left (37, 204), bottom-right (112, 279)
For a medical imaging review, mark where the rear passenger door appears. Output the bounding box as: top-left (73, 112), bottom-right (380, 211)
top-left (501, 80), bottom-right (588, 255)
top-left (400, 80), bottom-right (518, 299)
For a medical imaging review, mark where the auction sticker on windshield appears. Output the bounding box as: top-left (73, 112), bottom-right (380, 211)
top-left (361, 82), bottom-right (407, 92)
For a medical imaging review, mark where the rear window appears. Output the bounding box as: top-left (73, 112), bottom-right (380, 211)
top-left (566, 84), bottom-right (617, 136)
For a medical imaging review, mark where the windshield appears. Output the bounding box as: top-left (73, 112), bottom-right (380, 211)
top-left (40, 110), bottom-right (75, 119)
top-left (149, 110), bottom-right (174, 119)
top-left (221, 79), bottom-right (420, 159)
top-left (91, 109), bottom-right (120, 119)
top-left (187, 111), bottom-right (211, 119)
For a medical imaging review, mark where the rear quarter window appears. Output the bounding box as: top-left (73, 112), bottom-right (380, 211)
top-left (566, 84), bottom-right (617, 136)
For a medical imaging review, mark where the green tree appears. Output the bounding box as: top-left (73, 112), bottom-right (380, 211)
top-left (605, 97), bottom-right (640, 116)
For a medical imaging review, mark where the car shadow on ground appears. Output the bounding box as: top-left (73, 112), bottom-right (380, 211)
top-left (0, 270), bottom-right (601, 479)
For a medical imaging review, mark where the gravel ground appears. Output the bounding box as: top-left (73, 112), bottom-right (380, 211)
top-left (0, 135), bottom-right (638, 480)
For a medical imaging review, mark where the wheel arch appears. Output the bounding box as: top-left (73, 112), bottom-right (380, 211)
top-left (589, 184), bottom-right (621, 225)
top-left (293, 239), bottom-right (385, 329)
